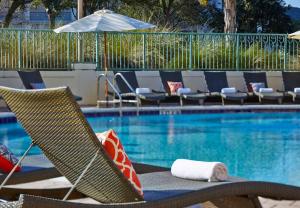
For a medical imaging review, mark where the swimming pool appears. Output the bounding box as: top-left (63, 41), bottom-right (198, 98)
top-left (0, 112), bottom-right (300, 187)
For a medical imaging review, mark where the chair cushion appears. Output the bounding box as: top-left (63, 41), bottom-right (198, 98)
top-left (0, 145), bottom-right (21, 173)
top-left (259, 88), bottom-right (274, 93)
top-left (177, 88), bottom-right (191, 95)
top-left (96, 130), bottom-right (143, 196)
top-left (221, 87), bottom-right (237, 94)
top-left (30, 83), bottom-right (46, 89)
top-left (248, 82), bottom-right (265, 92)
top-left (167, 81), bottom-right (183, 94)
top-left (139, 171), bottom-right (243, 201)
top-left (136, 88), bottom-right (151, 94)
top-left (294, 88), bottom-right (300, 93)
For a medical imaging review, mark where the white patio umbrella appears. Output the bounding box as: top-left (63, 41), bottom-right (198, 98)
top-left (54, 9), bottom-right (155, 102)
top-left (288, 31), bottom-right (300, 39)
top-left (54, 9), bottom-right (155, 70)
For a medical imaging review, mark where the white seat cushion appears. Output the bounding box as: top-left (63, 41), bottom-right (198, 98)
top-left (136, 88), bottom-right (152, 94)
top-left (177, 88), bottom-right (191, 95)
top-left (221, 88), bottom-right (237, 94)
top-left (259, 88), bottom-right (274, 93)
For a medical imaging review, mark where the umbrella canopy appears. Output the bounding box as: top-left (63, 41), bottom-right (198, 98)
top-left (54, 9), bottom-right (155, 33)
top-left (288, 31), bottom-right (300, 39)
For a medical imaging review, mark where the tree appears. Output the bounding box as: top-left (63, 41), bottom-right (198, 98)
top-left (80, 0), bottom-right (119, 16)
top-left (121, 0), bottom-right (217, 30)
top-left (201, 0), bottom-right (293, 33)
top-left (32, 0), bottom-right (74, 29)
top-left (3, 0), bottom-right (29, 27)
top-left (199, 0), bottom-right (236, 33)
top-left (224, 0), bottom-right (236, 33)
top-left (237, 0), bottom-right (293, 33)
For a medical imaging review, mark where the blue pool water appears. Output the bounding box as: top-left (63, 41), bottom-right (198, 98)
top-left (1, 112), bottom-right (300, 186)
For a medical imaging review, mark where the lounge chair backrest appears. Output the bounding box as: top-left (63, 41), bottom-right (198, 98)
top-left (114, 71), bottom-right (139, 93)
top-left (159, 71), bottom-right (184, 94)
top-left (0, 86), bottom-right (143, 203)
top-left (204, 72), bottom-right (228, 92)
top-left (243, 72), bottom-right (268, 89)
top-left (18, 71), bottom-right (45, 89)
top-left (282, 72), bottom-right (300, 91)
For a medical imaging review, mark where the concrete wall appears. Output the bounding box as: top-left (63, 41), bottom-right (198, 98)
top-left (0, 70), bottom-right (287, 107)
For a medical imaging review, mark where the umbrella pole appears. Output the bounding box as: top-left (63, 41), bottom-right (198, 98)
top-left (104, 32), bottom-right (109, 107)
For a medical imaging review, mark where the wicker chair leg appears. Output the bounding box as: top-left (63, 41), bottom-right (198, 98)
top-left (259, 97), bottom-right (262, 104)
top-left (136, 97), bottom-right (141, 116)
top-left (180, 97), bottom-right (183, 106)
top-left (221, 97), bottom-right (225, 106)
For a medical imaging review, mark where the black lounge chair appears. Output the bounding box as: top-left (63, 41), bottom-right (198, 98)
top-left (204, 72), bottom-right (247, 105)
top-left (159, 71), bottom-right (206, 106)
top-left (114, 71), bottom-right (166, 106)
top-left (243, 72), bottom-right (283, 104)
top-left (282, 72), bottom-right (300, 102)
top-left (1, 86), bottom-right (300, 207)
top-left (17, 70), bottom-right (82, 101)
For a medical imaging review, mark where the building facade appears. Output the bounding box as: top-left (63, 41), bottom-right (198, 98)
top-left (0, 0), bottom-right (75, 29)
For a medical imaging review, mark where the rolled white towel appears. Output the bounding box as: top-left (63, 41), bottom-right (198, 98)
top-left (221, 87), bottom-right (237, 94)
top-left (177, 87), bottom-right (192, 95)
top-left (294, 88), bottom-right (300, 93)
top-left (259, 88), bottom-right (274, 93)
top-left (171, 159), bottom-right (228, 182)
top-left (135, 88), bottom-right (151, 94)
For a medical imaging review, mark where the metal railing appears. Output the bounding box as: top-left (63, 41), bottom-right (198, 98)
top-left (1, 29), bottom-right (300, 71)
top-left (97, 73), bottom-right (123, 115)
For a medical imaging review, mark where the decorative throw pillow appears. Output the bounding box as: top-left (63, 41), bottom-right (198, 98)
top-left (0, 145), bottom-right (21, 173)
top-left (167, 81), bottom-right (183, 94)
top-left (248, 82), bottom-right (265, 92)
top-left (96, 130), bottom-right (143, 196)
top-left (30, 83), bottom-right (46, 89)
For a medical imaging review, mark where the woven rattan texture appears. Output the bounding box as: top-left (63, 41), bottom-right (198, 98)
top-left (0, 87), bottom-right (142, 203)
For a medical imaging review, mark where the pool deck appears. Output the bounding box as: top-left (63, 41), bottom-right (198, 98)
top-left (1, 104), bottom-right (300, 207)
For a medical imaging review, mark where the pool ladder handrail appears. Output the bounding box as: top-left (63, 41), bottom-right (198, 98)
top-left (114, 73), bottom-right (140, 115)
top-left (97, 73), bottom-right (123, 116)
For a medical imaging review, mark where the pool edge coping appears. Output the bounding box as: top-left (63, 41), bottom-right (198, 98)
top-left (2, 104), bottom-right (300, 123)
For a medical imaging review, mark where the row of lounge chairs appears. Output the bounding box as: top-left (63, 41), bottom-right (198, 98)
top-left (111, 71), bottom-right (300, 106)
top-left (6, 70), bottom-right (300, 106)
top-left (0, 86), bottom-right (300, 207)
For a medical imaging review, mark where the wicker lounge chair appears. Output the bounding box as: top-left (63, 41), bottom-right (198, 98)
top-left (159, 71), bottom-right (206, 106)
top-left (243, 72), bottom-right (283, 104)
top-left (204, 72), bottom-right (247, 105)
top-left (1, 87), bottom-right (300, 208)
top-left (17, 70), bottom-right (82, 102)
top-left (114, 71), bottom-right (166, 106)
top-left (282, 72), bottom-right (300, 102)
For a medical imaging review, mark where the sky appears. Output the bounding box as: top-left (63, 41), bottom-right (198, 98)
top-left (285, 0), bottom-right (300, 7)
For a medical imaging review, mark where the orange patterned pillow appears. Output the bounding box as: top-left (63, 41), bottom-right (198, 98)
top-left (167, 81), bottom-right (183, 94)
top-left (96, 130), bottom-right (143, 196)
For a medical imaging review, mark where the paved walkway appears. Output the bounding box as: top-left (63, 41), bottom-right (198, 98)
top-left (260, 198), bottom-right (300, 208)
